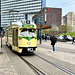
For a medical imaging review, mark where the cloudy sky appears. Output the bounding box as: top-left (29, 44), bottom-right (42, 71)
top-left (46, 0), bottom-right (75, 16)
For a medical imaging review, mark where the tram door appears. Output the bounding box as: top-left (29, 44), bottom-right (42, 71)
top-left (12, 29), bottom-right (18, 46)
top-left (6, 31), bottom-right (8, 43)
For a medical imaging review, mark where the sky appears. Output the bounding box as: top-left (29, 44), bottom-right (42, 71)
top-left (46, 0), bottom-right (75, 16)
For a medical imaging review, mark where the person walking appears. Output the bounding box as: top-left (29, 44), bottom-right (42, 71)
top-left (45, 34), bottom-right (47, 42)
top-left (72, 36), bottom-right (75, 44)
top-left (50, 35), bottom-right (57, 51)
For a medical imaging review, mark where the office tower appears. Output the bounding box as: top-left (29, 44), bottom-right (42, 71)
top-left (1, 0), bottom-right (46, 28)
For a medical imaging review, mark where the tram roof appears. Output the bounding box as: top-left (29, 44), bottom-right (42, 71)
top-left (6, 20), bottom-right (37, 29)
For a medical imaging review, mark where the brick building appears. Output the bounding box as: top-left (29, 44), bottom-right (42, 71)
top-left (33, 7), bottom-right (62, 28)
top-left (33, 7), bottom-right (62, 36)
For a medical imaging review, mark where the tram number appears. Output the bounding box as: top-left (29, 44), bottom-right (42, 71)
top-left (27, 48), bottom-right (33, 52)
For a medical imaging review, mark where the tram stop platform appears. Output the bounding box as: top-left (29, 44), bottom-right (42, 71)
top-left (0, 37), bottom-right (17, 75)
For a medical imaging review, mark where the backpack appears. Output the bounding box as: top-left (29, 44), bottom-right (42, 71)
top-left (55, 37), bottom-right (57, 43)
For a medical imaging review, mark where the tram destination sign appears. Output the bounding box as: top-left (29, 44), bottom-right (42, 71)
top-left (22, 25), bottom-right (34, 28)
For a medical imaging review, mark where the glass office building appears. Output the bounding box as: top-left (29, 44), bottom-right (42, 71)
top-left (1, 0), bottom-right (46, 28)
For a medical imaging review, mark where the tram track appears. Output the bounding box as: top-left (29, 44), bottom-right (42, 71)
top-left (3, 40), bottom-right (45, 75)
top-left (18, 53), bottom-right (75, 75)
top-left (35, 54), bottom-right (75, 75)
top-left (17, 42), bottom-right (75, 75)
top-left (19, 55), bottom-right (45, 75)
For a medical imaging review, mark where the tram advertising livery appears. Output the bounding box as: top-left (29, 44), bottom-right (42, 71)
top-left (5, 20), bottom-right (37, 54)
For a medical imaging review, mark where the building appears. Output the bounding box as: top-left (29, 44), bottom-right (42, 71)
top-left (33, 7), bottom-right (62, 35)
top-left (63, 12), bottom-right (75, 32)
top-left (1, 0), bottom-right (46, 28)
top-left (33, 7), bottom-right (62, 27)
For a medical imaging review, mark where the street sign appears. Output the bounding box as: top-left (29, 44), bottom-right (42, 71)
top-left (38, 16), bottom-right (43, 24)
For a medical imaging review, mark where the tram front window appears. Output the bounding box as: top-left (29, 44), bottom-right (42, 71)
top-left (20, 29), bottom-right (36, 37)
top-left (20, 29), bottom-right (28, 36)
top-left (28, 29), bottom-right (36, 37)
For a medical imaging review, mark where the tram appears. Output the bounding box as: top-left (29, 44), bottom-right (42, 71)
top-left (5, 20), bottom-right (37, 54)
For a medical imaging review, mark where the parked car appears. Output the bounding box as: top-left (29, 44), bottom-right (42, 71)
top-left (64, 35), bottom-right (72, 41)
top-left (57, 35), bottom-right (64, 40)
top-left (47, 36), bottom-right (50, 40)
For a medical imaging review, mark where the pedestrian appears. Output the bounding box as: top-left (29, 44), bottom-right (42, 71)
top-left (50, 35), bottom-right (57, 51)
top-left (72, 36), bottom-right (75, 44)
top-left (45, 34), bottom-right (47, 41)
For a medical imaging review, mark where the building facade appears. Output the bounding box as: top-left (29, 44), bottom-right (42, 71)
top-left (33, 7), bottom-right (62, 27)
top-left (1, 0), bottom-right (46, 28)
top-left (63, 12), bottom-right (75, 32)
top-left (33, 7), bottom-right (62, 36)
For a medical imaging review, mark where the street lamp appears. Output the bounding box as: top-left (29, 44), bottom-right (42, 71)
top-left (9, 9), bottom-right (19, 25)
top-left (0, 27), bottom-right (3, 48)
top-left (40, 0), bottom-right (42, 44)
top-left (0, 0), bottom-right (1, 27)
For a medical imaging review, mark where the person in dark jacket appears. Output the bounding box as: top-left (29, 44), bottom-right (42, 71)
top-left (50, 35), bottom-right (57, 51)
top-left (72, 36), bottom-right (75, 44)
top-left (45, 34), bottom-right (47, 42)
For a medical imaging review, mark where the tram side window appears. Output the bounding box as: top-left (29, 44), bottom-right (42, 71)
top-left (9, 29), bottom-right (12, 37)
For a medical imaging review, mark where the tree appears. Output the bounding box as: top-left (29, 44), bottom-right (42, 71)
top-left (59, 24), bottom-right (72, 35)
top-left (42, 29), bottom-right (50, 35)
top-left (42, 25), bottom-right (59, 35)
top-left (50, 25), bottom-right (59, 35)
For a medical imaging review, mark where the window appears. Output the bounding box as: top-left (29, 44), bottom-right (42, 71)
top-left (20, 29), bottom-right (36, 37)
top-left (45, 13), bottom-right (47, 24)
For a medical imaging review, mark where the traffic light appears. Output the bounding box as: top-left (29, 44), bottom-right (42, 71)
top-left (47, 8), bottom-right (50, 11)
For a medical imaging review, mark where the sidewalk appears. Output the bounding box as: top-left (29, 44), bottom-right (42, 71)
top-left (37, 40), bottom-right (75, 65)
top-left (0, 37), bottom-right (17, 75)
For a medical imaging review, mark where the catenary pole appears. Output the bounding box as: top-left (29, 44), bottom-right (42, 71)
top-left (40, 0), bottom-right (42, 44)
top-left (1, 31), bottom-right (3, 48)
top-left (0, 0), bottom-right (1, 27)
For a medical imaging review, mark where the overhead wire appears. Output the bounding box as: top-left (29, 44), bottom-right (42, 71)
top-left (54, 0), bottom-right (75, 7)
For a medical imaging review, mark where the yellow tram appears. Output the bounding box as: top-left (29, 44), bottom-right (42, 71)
top-left (5, 20), bottom-right (37, 54)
